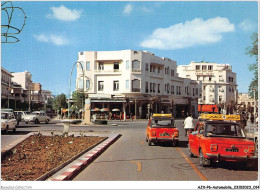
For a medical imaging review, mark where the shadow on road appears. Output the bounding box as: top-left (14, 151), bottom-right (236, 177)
top-left (17, 125), bottom-right (41, 128)
top-left (155, 140), bottom-right (189, 148)
top-left (1, 131), bottom-right (36, 136)
top-left (196, 160), bottom-right (259, 171)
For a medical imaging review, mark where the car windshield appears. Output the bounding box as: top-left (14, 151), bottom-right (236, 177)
top-left (205, 124), bottom-right (245, 138)
top-left (1, 113), bottom-right (8, 119)
top-left (151, 118), bottom-right (175, 128)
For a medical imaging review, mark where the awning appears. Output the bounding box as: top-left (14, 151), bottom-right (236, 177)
top-left (91, 99), bottom-right (126, 103)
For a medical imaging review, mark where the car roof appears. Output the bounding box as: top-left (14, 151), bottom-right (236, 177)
top-left (199, 120), bottom-right (239, 125)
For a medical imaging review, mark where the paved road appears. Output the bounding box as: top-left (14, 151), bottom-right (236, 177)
top-left (1, 119), bottom-right (258, 182)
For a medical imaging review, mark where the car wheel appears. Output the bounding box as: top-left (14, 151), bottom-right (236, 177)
top-left (45, 119), bottom-right (49, 124)
top-left (4, 126), bottom-right (9, 134)
top-left (148, 139), bottom-right (152, 146)
top-left (188, 144), bottom-right (194, 157)
top-left (35, 119), bottom-right (39, 124)
top-left (25, 122), bottom-right (28, 124)
top-left (199, 149), bottom-right (208, 167)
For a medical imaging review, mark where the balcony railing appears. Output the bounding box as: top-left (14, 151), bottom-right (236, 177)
top-left (94, 69), bottom-right (122, 73)
top-left (132, 88), bottom-right (141, 92)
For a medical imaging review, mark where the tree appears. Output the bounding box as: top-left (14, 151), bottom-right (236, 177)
top-left (245, 32), bottom-right (258, 99)
top-left (53, 93), bottom-right (67, 111)
top-left (71, 91), bottom-right (85, 109)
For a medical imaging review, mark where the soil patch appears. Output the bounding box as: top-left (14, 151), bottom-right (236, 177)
top-left (1, 133), bottom-right (106, 181)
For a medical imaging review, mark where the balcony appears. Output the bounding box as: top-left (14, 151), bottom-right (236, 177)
top-left (132, 88), bottom-right (141, 92)
top-left (94, 69), bottom-right (122, 75)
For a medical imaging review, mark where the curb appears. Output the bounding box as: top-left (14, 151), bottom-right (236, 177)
top-left (49, 133), bottom-right (121, 181)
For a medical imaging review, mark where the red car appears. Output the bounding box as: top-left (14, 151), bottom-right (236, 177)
top-left (188, 114), bottom-right (257, 168)
top-left (146, 113), bottom-right (179, 146)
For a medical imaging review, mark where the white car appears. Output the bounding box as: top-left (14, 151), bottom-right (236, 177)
top-left (1, 112), bottom-right (17, 133)
top-left (23, 111), bottom-right (51, 124)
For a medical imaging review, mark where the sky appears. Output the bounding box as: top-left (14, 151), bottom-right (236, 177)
top-left (1, 1), bottom-right (258, 96)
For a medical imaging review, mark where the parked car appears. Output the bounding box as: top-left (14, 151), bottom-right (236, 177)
top-left (188, 114), bottom-right (257, 168)
top-left (14, 111), bottom-right (31, 125)
top-left (146, 113), bottom-right (179, 146)
top-left (1, 112), bottom-right (17, 134)
top-left (23, 111), bottom-right (50, 124)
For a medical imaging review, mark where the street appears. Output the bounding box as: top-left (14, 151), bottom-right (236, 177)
top-left (1, 119), bottom-right (258, 181)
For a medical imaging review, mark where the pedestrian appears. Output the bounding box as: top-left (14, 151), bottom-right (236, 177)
top-left (130, 113), bottom-right (133, 121)
top-left (250, 114), bottom-right (254, 124)
top-left (183, 113), bottom-right (194, 136)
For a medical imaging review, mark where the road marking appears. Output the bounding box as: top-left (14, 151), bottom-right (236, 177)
top-left (130, 161), bottom-right (142, 172)
top-left (176, 147), bottom-right (208, 181)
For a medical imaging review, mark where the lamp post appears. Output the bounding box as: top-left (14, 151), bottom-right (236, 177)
top-left (253, 88), bottom-right (256, 123)
top-left (68, 61), bottom-right (84, 119)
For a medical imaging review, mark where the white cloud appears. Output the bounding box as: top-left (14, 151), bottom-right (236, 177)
top-left (123, 4), bottom-right (133, 14)
top-left (47, 5), bottom-right (82, 21)
top-left (140, 17), bottom-right (235, 50)
top-left (33, 34), bottom-right (69, 46)
top-left (239, 19), bottom-right (257, 32)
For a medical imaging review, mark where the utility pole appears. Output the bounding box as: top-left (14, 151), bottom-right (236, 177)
top-left (253, 88), bottom-right (256, 123)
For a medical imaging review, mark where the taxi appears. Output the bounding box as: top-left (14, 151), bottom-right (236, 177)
top-left (146, 113), bottom-right (179, 146)
top-left (188, 114), bottom-right (257, 168)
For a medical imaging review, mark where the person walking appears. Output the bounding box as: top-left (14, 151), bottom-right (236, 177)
top-left (184, 113), bottom-right (194, 136)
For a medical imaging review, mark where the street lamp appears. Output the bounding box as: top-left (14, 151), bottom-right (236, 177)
top-left (68, 61), bottom-right (85, 119)
top-left (253, 88), bottom-right (256, 123)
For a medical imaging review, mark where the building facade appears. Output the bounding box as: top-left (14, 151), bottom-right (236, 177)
top-left (76, 50), bottom-right (201, 119)
top-left (1, 67), bottom-right (14, 107)
top-left (177, 61), bottom-right (237, 113)
top-left (237, 93), bottom-right (258, 113)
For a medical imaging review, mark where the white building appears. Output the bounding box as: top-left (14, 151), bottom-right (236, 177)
top-left (76, 50), bottom-right (201, 118)
top-left (12, 71), bottom-right (32, 104)
top-left (177, 61), bottom-right (237, 113)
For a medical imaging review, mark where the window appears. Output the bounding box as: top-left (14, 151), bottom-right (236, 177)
top-left (98, 81), bottom-right (104, 91)
top-left (86, 61), bottom-right (90, 70)
top-left (145, 82), bottom-right (148, 93)
top-left (132, 79), bottom-right (140, 92)
top-left (158, 67), bottom-right (161, 74)
top-left (78, 79), bottom-right (83, 90)
top-left (126, 61), bottom-right (129, 70)
top-left (219, 95), bottom-right (222, 102)
top-left (98, 62), bottom-right (104, 70)
top-left (150, 83), bottom-right (153, 92)
top-left (196, 65), bottom-right (200, 70)
top-left (209, 77), bottom-right (212, 81)
top-left (114, 62), bottom-right (119, 70)
top-left (158, 84), bottom-right (160, 93)
top-left (171, 70), bottom-right (175, 76)
top-left (153, 83), bottom-right (155, 93)
top-left (145, 63), bottom-right (149, 71)
top-left (150, 65), bottom-right (153, 72)
top-left (208, 65), bottom-right (213, 70)
top-left (86, 80), bottom-right (90, 90)
top-left (126, 80), bottom-right (129, 89)
top-left (113, 81), bottom-right (119, 91)
top-left (193, 88), bottom-right (195, 96)
top-left (202, 65), bottom-right (207, 70)
top-left (132, 60), bottom-right (140, 72)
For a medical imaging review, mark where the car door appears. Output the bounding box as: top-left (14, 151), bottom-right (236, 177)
top-left (190, 123), bottom-right (200, 153)
top-left (193, 123), bottom-right (205, 156)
